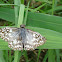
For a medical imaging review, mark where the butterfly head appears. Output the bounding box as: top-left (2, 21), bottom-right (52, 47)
top-left (20, 24), bottom-right (25, 28)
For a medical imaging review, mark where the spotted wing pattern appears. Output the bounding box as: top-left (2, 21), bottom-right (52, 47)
top-left (24, 29), bottom-right (46, 50)
top-left (0, 27), bottom-right (23, 50)
top-left (0, 27), bottom-right (46, 50)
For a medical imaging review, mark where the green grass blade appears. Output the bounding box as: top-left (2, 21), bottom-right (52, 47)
top-left (5, 50), bottom-right (8, 62)
top-left (35, 0), bottom-right (52, 4)
top-left (46, 6), bottom-right (62, 13)
top-left (34, 3), bottom-right (46, 12)
top-left (0, 51), bottom-right (5, 62)
top-left (0, 39), bottom-right (10, 50)
top-left (14, 0), bottom-right (21, 62)
top-left (43, 51), bottom-right (48, 62)
top-left (18, 51), bottom-right (22, 62)
top-left (48, 49), bottom-right (55, 62)
top-left (55, 49), bottom-right (60, 62)
top-left (9, 50), bottom-right (11, 62)
top-left (23, 50), bottom-right (29, 62)
top-left (0, 7), bottom-right (15, 22)
top-left (24, 2), bottom-right (29, 25)
top-left (52, 0), bottom-right (55, 15)
top-left (0, 26), bottom-right (62, 49)
top-left (21, 0), bottom-right (24, 4)
top-left (26, 26), bottom-right (62, 49)
top-left (18, 4), bottom-right (25, 27)
top-left (37, 49), bottom-right (41, 62)
top-left (14, 0), bottom-right (21, 26)
top-left (27, 12), bottom-right (62, 33)
top-left (0, 4), bottom-right (16, 5)
top-left (14, 51), bottom-right (19, 62)
top-left (14, 3), bottom-right (25, 62)
top-left (55, 0), bottom-right (58, 7)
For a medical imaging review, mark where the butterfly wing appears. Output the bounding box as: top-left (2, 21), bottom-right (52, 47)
top-left (0, 27), bottom-right (23, 50)
top-left (24, 29), bottom-right (46, 50)
top-left (0, 27), bottom-right (46, 50)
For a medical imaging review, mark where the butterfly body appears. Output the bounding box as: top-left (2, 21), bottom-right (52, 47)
top-left (20, 28), bottom-right (26, 43)
top-left (0, 25), bottom-right (46, 50)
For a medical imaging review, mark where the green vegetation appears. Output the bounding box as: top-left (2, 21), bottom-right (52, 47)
top-left (0, 0), bottom-right (62, 62)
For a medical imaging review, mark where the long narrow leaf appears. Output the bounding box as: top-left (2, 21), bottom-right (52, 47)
top-left (0, 51), bottom-right (5, 62)
top-left (0, 7), bottom-right (15, 22)
top-left (27, 12), bottom-right (62, 33)
top-left (23, 50), bottom-right (29, 62)
top-left (48, 49), bottom-right (55, 62)
top-left (9, 50), bottom-right (11, 62)
top-left (55, 49), bottom-right (60, 62)
top-left (43, 51), bottom-right (48, 62)
top-left (24, 2), bottom-right (29, 25)
top-left (14, 51), bottom-right (19, 62)
top-left (14, 0), bottom-right (21, 26)
top-left (37, 49), bottom-right (41, 62)
top-left (0, 26), bottom-right (62, 49)
top-left (17, 4), bottom-right (25, 27)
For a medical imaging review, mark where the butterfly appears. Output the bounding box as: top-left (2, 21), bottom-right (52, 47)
top-left (0, 25), bottom-right (46, 50)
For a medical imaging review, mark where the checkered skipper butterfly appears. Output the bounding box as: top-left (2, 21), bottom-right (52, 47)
top-left (0, 25), bottom-right (46, 50)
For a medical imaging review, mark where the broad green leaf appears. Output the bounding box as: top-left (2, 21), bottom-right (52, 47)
top-left (0, 7), bottom-right (15, 23)
top-left (0, 26), bottom-right (62, 49)
top-left (27, 12), bottom-right (62, 33)
top-left (0, 39), bottom-right (10, 50)
top-left (0, 8), bottom-right (62, 49)
top-left (26, 26), bottom-right (62, 49)
top-left (0, 7), bottom-right (62, 33)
